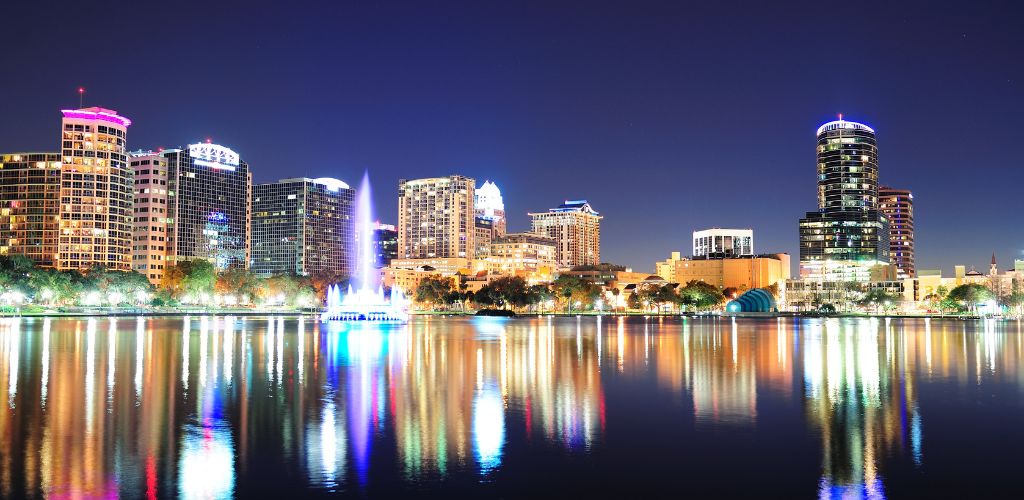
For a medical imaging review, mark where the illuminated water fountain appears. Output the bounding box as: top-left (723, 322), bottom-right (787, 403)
top-left (321, 172), bottom-right (409, 322)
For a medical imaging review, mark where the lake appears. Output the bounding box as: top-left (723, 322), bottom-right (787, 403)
top-left (0, 315), bottom-right (1022, 498)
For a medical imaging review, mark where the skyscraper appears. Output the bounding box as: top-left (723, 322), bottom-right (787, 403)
top-left (130, 151), bottom-right (171, 283)
top-left (397, 175), bottom-right (475, 259)
top-left (799, 118), bottom-right (889, 282)
top-left (0, 153), bottom-right (61, 267)
top-left (473, 180), bottom-right (506, 259)
top-left (251, 177), bottom-right (354, 277)
top-left (475, 180), bottom-right (506, 236)
top-left (58, 107), bottom-right (133, 270)
top-left (161, 143), bottom-right (252, 269)
top-left (878, 186), bottom-right (915, 278)
top-left (372, 222), bottom-right (398, 268)
top-left (529, 200), bottom-right (601, 268)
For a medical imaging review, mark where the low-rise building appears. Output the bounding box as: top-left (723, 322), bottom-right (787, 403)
top-left (655, 252), bottom-right (791, 292)
top-left (486, 232), bottom-right (557, 278)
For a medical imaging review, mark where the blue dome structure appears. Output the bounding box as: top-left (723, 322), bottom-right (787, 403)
top-left (725, 288), bottom-right (777, 313)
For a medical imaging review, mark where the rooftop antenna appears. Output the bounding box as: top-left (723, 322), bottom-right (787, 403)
top-left (78, 87), bottom-right (85, 108)
top-left (838, 112), bottom-right (843, 122)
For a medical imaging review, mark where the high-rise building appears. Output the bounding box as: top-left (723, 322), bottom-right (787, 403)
top-left (58, 107), bottom-right (133, 270)
top-left (529, 200), bottom-right (601, 268)
top-left (251, 177), bottom-right (354, 277)
top-left (161, 143), bottom-right (252, 269)
top-left (692, 228), bottom-right (753, 258)
top-left (373, 222), bottom-right (398, 268)
top-left (475, 180), bottom-right (506, 236)
top-left (799, 118), bottom-right (889, 282)
top-left (878, 186), bottom-right (914, 278)
top-left (129, 151), bottom-right (171, 283)
top-left (474, 216), bottom-right (495, 259)
top-left (0, 153), bottom-right (62, 266)
top-left (397, 175), bottom-right (475, 259)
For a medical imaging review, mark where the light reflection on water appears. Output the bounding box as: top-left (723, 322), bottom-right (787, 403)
top-left (0, 316), bottom-right (1021, 497)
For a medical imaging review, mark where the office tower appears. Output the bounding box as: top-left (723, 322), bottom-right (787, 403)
top-left (692, 228), bottom-right (754, 258)
top-left (161, 143), bottom-right (251, 269)
top-left (529, 199), bottom-right (602, 268)
top-left (878, 186), bottom-right (915, 278)
top-left (799, 117), bottom-right (889, 281)
top-left (397, 175), bottom-right (475, 259)
top-left (475, 180), bottom-right (506, 236)
top-left (373, 222), bottom-right (398, 268)
top-left (130, 151), bottom-right (171, 283)
top-left (474, 216), bottom-right (494, 259)
top-left (58, 107), bottom-right (133, 270)
top-left (0, 153), bottom-right (61, 266)
top-left (251, 177), bottom-right (354, 276)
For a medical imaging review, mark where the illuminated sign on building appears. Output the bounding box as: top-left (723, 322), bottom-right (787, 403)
top-left (188, 144), bottom-right (240, 171)
top-left (208, 211), bottom-right (229, 223)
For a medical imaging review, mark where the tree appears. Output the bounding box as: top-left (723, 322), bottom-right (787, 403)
top-left (162, 260), bottom-right (216, 302)
top-left (857, 288), bottom-right (899, 314)
top-left (414, 276), bottom-right (455, 310)
top-left (946, 283), bottom-right (996, 314)
top-left (216, 267), bottom-right (261, 304)
top-left (551, 275), bottom-right (601, 312)
top-left (309, 271), bottom-right (349, 304)
top-left (473, 276), bottom-right (531, 311)
top-left (0, 254), bottom-right (34, 294)
top-left (678, 280), bottom-right (725, 311)
top-left (27, 268), bottom-right (76, 305)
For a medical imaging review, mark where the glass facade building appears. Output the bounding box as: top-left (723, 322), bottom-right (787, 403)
top-left (251, 177), bottom-right (354, 276)
top-left (161, 144), bottom-right (251, 270)
top-left (799, 119), bottom-right (889, 281)
top-left (373, 222), bottom-right (397, 268)
top-left (0, 153), bottom-right (62, 267)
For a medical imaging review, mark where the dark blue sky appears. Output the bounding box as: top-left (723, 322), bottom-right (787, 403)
top-left (3, 0), bottom-right (1022, 273)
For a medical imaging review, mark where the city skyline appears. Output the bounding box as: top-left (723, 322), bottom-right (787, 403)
top-left (2, 2), bottom-right (1022, 273)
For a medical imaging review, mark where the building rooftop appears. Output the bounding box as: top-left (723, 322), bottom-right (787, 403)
top-left (816, 118), bottom-right (873, 136)
top-left (550, 199), bottom-right (599, 215)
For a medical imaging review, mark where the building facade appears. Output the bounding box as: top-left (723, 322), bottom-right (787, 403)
top-left (693, 228), bottom-right (753, 258)
top-left (799, 118), bottom-right (889, 282)
top-left (397, 175), bottom-right (475, 259)
top-left (58, 107), bottom-right (133, 270)
top-left (656, 251), bottom-right (791, 292)
top-left (878, 186), bottom-right (915, 278)
top-left (529, 200), bottom-right (601, 268)
top-left (474, 216), bottom-right (494, 259)
top-left (373, 222), bottom-right (398, 268)
top-left (475, 180), bottom-right (506, 236)
top-left (251, 177), bottom-right (354, 277)
top-left (0, 153), bottom-right (62, 267)
top-left (487, 232), bottom-right (557, 276)
top-left (130, 152), bottom-right (171, 283)
top-left (162, 143), bottom-right (252, 269)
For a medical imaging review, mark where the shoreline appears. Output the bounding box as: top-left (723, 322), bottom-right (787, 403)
top-left (0, 309), bottom-right (1013, 321)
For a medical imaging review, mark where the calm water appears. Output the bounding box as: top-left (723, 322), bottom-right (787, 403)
top-left (1, 316), bottom-right (1023, 498)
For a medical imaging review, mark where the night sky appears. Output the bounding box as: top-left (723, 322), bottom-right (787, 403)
top-left (3, 1), bottom-right (1022, 273)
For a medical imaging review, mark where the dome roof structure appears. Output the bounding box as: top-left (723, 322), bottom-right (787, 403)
top-left (726, 288), bottom-right (777, 313)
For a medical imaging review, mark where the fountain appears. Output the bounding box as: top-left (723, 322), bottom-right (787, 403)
top-left (322, 172), bottom-right (409, 322)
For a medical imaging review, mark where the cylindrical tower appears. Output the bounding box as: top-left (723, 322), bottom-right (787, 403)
top-left (815, 118), bottom-right (878, 213)
top-left (58, 107), bottom-right (133, 271)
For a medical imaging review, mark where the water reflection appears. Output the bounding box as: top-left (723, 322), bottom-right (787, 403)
top-left (0, 316), bottom-right (1021, 497)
